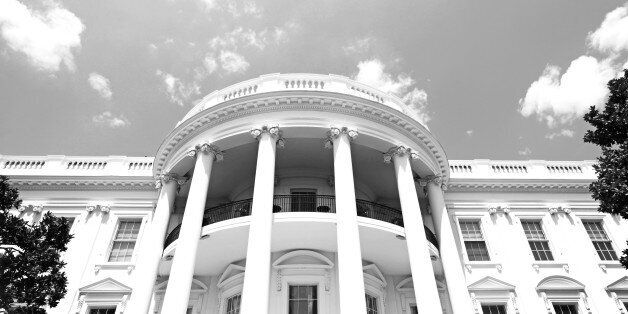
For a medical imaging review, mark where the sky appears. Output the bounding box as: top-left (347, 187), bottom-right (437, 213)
top-left (0, 0), bottom-right (627, 160)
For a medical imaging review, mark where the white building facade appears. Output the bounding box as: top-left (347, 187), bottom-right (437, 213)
top-left (2, 73), bottom-right (628, 314)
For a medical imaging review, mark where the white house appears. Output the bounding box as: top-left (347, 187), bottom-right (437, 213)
top-left (2, 73), bottom-right (627, 314)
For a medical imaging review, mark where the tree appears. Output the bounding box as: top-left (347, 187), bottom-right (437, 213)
top-left (0, 175), bottom-right (72, 313)
top-left (583, 69), bottom-right (628, 269)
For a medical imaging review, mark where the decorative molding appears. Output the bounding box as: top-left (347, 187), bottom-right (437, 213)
top-left (447, 181), bottom-right (590, 193)
top-left (549, 205), bottom-right (572, 215)
top-left (382, 146), bottom-right (418, 164)
top-left (152, 95), bottom-right (448, 183)
top-left (251, 125), bottom-right (285, 148)
top-left (324, 126), bottom-right (358, 148)
top-left (510, 292), bottom-right (520, 314)
top-left (327, 175), bottom-right (334, 187)
top-left (86, 203), bottom-right (112, 213)
top-left (187, 143), bottom-right (224, 161)
top-left (154, 173), bottom-right (188, 189)
top-left (75, 295), bottom-right (85, 314)
top-left (540, 292), bottom-right (551, 313)
top-left (469, 292), bottom-right (480, 314)
top-left (18, 202), bottom-right (45, 213)
top-left (8, 178), bottom-right (155, 191)
top-left (488, 204), bottom-right (511, 216)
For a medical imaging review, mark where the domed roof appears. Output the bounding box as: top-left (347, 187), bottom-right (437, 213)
top-left (179, 73), bottom-right (413, 127)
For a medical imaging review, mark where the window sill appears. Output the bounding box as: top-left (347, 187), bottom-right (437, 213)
top-left (532, 261), bottom-right (569, 273)
top-left (94, 263), bottom-right (135, 274)
top-left (599, 261), bottom-right (623, 272)
top-left (464, 261), bottom-right (503, 273)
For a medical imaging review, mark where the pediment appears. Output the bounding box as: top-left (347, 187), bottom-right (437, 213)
top-left (468, 276), bottom-right (515, 291)
top-left (217, 264), bottom-right (246, 288)
top-left (155, 278), bottom-right (208, 292)
top-left (363, 264), bottom-right (387, 288)
top-left (273, 250), bottom-right (333, 269)
top-left (79, 277), bottom-right (131, 294)
top-left (607, 276), bottom-right (628, 291)
top-left (537, 276), bottom-right (585, 291)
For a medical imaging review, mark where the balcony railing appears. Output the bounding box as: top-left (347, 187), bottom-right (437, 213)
top-left (164, 195), bottom-right (439, 249)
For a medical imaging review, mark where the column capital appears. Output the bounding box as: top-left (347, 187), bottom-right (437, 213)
top-left (324, 127), bottom-right (358, 148)
top-left (187, 143), bottom-right (224, 161)
top-left (382, 146), bottom-right (418, 164)
top-left (417, 175), bottom-right (446, 190)
top-left (251, 125), bottom-right (285, 148)
top-left (155, 173), bottom-right (188, 189)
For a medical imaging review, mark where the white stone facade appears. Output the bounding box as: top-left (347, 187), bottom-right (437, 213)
top-left (1, 73), bottom-right (627, 314)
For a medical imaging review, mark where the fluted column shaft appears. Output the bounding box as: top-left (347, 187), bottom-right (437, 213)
top-left (388, 147), bottom-right (443, 313)
top-left (427, 180), bottom-right (474, 314)
top-left (161, 144), bottom-right (219, 314)
top-left (331, 128), bottom-right (368, 314)
top-left (240, 126), bottom-right (280, 314)
top-left (129, 176), bottom-right (179, 314)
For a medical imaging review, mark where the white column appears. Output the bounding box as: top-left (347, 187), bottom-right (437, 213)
top-left (240, 125), bottom-right (282, 314)
top-left (385, 146), bottom-right (443, 313)
top-left (161, 144), bottom-right (222, 314)
top-left (128, 174), bottom-right (182, 314)
top-left (426, 179), bottom-right (475, 314)
top-left (328, 127), bottom-right (368, 314)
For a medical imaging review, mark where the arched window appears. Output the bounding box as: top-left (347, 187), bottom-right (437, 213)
top-left (363, 263), bottom-right (387, 314)
top-left (217, 263), bottom-right (245, 314)
top-left (153, 278), bottom-right (208, 314)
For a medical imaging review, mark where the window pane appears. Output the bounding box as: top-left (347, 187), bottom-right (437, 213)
top-left (583, 221), bottom-right (608, 240)
top-left (553, 303), bottom-right (578, 314)
top-left (108, 219), bottom-right (141, 262)
top-left (522, 221), bottom-right (547, 240)
top-left (593, 241), bottom-right (618, 260)
top-left (226, 294), bottom-right (241, 314)
top-left (460, 221), bottom-right (484, 240)
top-left (365, 294), bottom-right (378, 314)
top-left (289, 285), bottom-right (317, 314)
top-left (89, 308), bottom-right (116, 314)
top-left (465, 241), bottom-right (490, 261)
top-left (481, 304), bottom-right (507, 314)
top-left (529, 241), bottom-right (554, 261)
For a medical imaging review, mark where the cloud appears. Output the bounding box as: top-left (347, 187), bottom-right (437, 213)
top-left (92, 111), bottom-right (129, 128)
top-left (203, 55), bottom-right (218, 74)
top-left (197, 0), bottom-right (261, 18)
top-left (0, 0), bottom-right (84, 72)
top-left (343, 37), bottom-right (374, 55)
top-left (466, 130), bottom-right (474, 136)
top-left (88, 73), bottom-right (112, 100)
top-left (545, 129), bottom-right (575, 140)
top-left (519, 56), bottom-right (615, 127)
top-left (219, 50), bottom-right (249, 73)
top-left (518, 147), bottom-right (532, 156)
top-left (588, 4), bottom-right (628, 53)
top-left (156, 70), bottom-right (200, 106)
top-left (354, 59), bottom-right (430, 125)
top-left (211, 27), bottom-right (268, 50)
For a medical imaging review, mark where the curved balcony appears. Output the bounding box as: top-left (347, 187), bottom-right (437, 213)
top-left (164, 195), bottom-right (438, 249)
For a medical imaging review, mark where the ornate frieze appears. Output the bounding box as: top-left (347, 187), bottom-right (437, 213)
top-left (488, 204), bottom-right (511, 216)
top-left (17, 202), bottom-right (45, 213)
top-left (85, 203), bottom-right (112, 213)
top-left (323, 127), bottom-right (358, 148)
top-left (548, 205), bottom-right (571, 215)
top-left (382, 146), bottom-right (418, 164)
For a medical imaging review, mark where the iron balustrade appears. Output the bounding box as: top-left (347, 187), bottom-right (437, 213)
top-left (163, 195), bottom-right (439, 249)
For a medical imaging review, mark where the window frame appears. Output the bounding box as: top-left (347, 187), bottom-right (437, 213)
top-left (102, 214), bottom-right (147, 266)
top-left (480, 303), bottom-right (508, 314)
top-left (520, 219), bottom-right (554, 262)
top-left (456, 217), bottom-right (492, 262)
top-left (580, 219), bottom-right (619, 262)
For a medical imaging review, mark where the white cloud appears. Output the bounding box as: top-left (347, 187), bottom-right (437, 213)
top-left (343, 37), bottom-right (374, 55)
top-left (354, 59), bottom-right (431, 125)
top-left (156, 70), bottom-right (200, 106)
top-left (466, 130), bottom-right (474, 136)
top-left (203, 55), bottom-right (218, 74)
top-left (519, 56), bottom-right (615, 127)
top-left (219, 50), bottom-right (249, 73)
top-left (88, 73), bottom-right (112, 100)
top-left (545, 129), bottom-right (575, 140)
top-left (588, 4), bottom-right (628, 53)
top-left (0, 0), bottom-right (84, 72)
top-left (518, 147), bottom-right (532, 156)
top-left (92, 111), bottom-right (129, 128)
top-left (211, 27), bottom-right (269, 50)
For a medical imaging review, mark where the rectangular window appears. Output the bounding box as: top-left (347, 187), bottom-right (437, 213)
top-left (583, 221), bottom-right (618, 261)
top-left (553, 303), bottom-right (578, 314)
top-left (522, 221), bottom-right (554, 261)
top-left (365, 294), bottom-right (378, 314)
top-left (459, 220), bottom-right (490, 261)
top-left (289, 285), bottom-right (317, 314)
top-left (89, 308), bottom-right (116, 314)
top-left (481, 304), bottom-right (507, 314)
top-left (225, 294), bottom-right (241, 314)
top-left (290, 189), bottom-right (317, 212)
top-left (108, 219), bottom-right (142, 262)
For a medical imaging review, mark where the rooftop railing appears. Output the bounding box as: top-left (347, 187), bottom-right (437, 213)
top-left (0, 155), bottom-right (154, 177)
top-left (448, 159), bottom-right (596, 180)
top-left (163, 194), bottom-right (439, 249)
